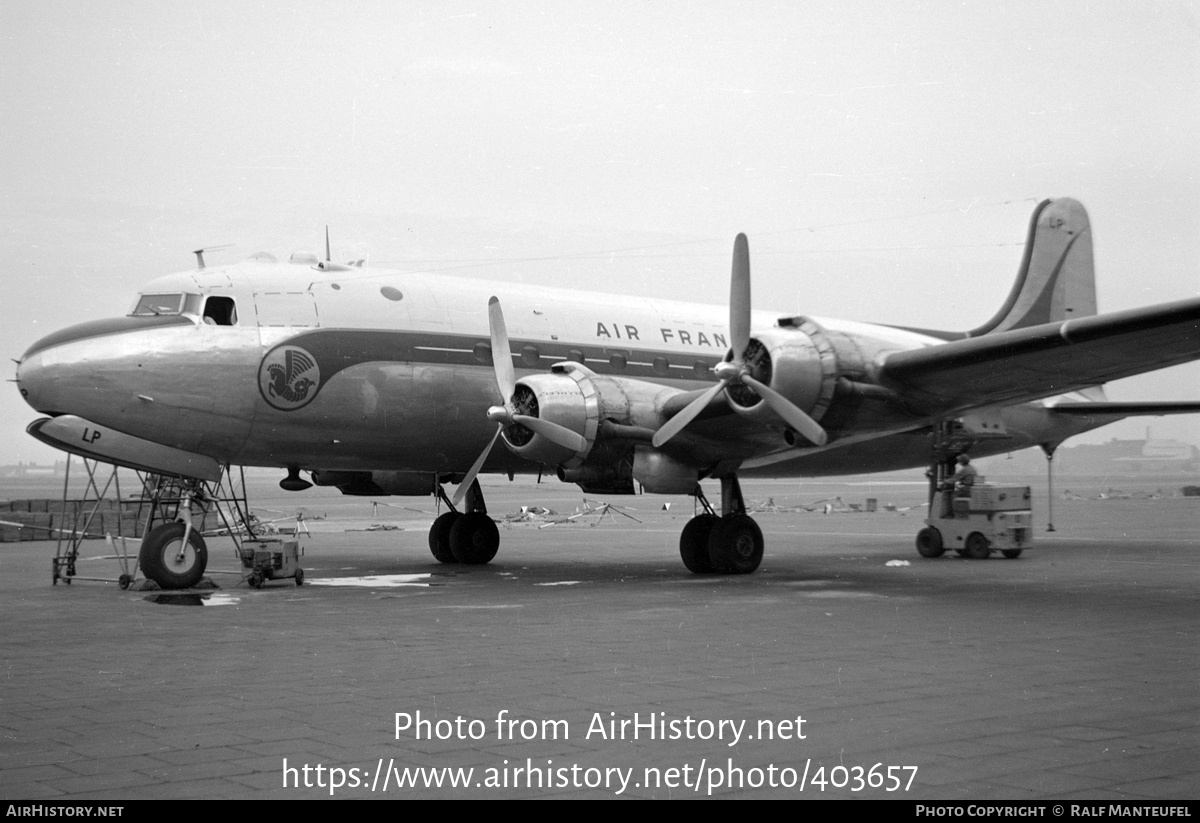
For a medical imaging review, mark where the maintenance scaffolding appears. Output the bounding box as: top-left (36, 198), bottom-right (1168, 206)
top-left (46, 455), bottom-right (262, 588)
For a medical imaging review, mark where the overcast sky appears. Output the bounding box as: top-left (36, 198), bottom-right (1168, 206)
top-left (2, 1), bottom-right (1197, 465)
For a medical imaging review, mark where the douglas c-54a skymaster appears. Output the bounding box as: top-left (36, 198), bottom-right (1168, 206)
top-left (14, 198), bottom-right (1200, 588)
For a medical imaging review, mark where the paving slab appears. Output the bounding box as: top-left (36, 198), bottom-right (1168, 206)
top-left (0, 476), bottom-right (1196, 799)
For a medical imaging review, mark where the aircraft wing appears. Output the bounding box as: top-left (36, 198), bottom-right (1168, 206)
top-left (876, 297), bottom-right (1200, 412)
top-left (1046, 400), bottom-right (1200, 416)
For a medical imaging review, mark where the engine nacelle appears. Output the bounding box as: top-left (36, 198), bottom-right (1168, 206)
top-left (501, 368), bottom-right (600, 469)
top-left (557, 463), bottom-right (636, 495)
top-left (501, 364), bottom-right (678, 471)
top-left (632, 446), bottom-right (698, 494)
top-left (726, 317), bottom-right (839, 433)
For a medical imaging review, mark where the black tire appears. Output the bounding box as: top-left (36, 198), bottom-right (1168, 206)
top-left (1001, 549), bottom-right (1022, 559)
top-left (915, 527), bottom-right (945, 558)
top-left (428, 512), bottom-right (461, 563)
top-left (449, 512), bottom-right (500, 565)
top-left (679, 514), bottom-right (719, 573)
top-left (964, 532), bottom-right (990, 560)
top-left (295, 568), bottom-right (305, 585)
top-left (139, 522), bottom-right (208, 590)
top-left (707, 514), bottom-right (764, 574)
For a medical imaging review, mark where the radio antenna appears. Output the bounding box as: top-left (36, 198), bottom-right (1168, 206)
top-left (192, 244), bottom-right (235, 269)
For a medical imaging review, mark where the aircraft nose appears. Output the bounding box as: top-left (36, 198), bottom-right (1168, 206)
top-left (16, 346), bottom-right (67, 416)
top-left (15, 316), bottom-right (162, 417)
top-left (15, 355), bottom-right (36, 410)
top-left (16, 314), bottom-right (252, 459)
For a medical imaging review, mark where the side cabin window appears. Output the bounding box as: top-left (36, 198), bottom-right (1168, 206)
top-left (130, 293), bottom-right (184, 316)
top-left (202, 296), bottom-right (238, 326)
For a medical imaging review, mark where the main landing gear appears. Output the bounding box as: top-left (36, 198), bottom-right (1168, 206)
top-left (428, 478), bottom-right (500, 565)
top-left (680, 476), bottom-right (764, 575)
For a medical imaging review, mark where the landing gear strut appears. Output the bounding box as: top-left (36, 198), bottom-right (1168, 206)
top-left (680, 476), bottom-right (763, 575)
top-left (428, 479), bottom-right (499, 565)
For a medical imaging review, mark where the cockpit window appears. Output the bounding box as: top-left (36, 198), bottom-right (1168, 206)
top-left (131, 294), bottom-right (184, 316)
top-left (202, 296), bottom-right (238, 326)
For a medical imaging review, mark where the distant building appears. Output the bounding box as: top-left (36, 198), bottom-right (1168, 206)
top-left (979, 436), bottom-right (1199, 476)
top-left (0, 461), bottom-right (67, 478)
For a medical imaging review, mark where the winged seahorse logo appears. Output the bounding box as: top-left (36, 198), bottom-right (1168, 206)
top-left (259, 345), bottom-right (321, 411)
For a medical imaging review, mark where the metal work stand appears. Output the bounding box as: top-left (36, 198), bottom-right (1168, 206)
top-left (52, 457), bottom-right (138, 587)
top-left (50, 456), bottom-right (263, 588)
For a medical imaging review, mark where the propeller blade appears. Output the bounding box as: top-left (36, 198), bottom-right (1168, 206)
top-left (651, 379), bottom-right (730, 448)
top-left (741, 374), bottom-right (828, 446)
top-left (488, 296), bottom-right (515, 399)
top-left (730, 233), bottom-right (751, 358)
top-left (512, 414), bottom-right (588, 452)
top-left (486, 297), bottom-right (586, 453)
top-left (452, 424), bottom-right (503, 507)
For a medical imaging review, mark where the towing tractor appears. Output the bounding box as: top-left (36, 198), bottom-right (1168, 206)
top-left (916, 483), bottom-right (1034, 560)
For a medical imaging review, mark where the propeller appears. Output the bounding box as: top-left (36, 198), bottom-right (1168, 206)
top-left (452, 297), bottom-right (588, 507)
top-left (651, 234), bottom-right (828, 449)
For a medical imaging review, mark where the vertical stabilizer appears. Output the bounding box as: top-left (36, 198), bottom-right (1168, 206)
top-left (969, 198), bottom-right (1097, 336)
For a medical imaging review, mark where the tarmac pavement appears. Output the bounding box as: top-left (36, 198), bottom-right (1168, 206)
top-left (1, 479), bottom-right (1197, 799)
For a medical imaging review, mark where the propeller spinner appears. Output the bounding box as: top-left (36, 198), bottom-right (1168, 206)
top-left (452, 297), bottom-right (588, 507)
top-left (651, 234), bottom-right (828, 449)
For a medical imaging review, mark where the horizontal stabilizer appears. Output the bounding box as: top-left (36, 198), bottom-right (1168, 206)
top-left (878, 297), bottom-right (1200, 412)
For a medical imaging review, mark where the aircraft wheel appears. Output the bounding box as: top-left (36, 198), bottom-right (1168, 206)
top-left (428, 512), bottom-right (461, 563)
top-left (449, 513), bottom-right (500, 565)
top-left (915, 527), bottom-right (945, 558)
top-left (139, 522), bottom-right (208, 590)
top-left (707, 514), bottom-right (764, 575)
top-left (1001, 549), bottom-right (1022, 559)
top-left (679, 514), bottom-right (719, 573)
top-left (964, 532), bottom-right (991, 560)
top-left (118, 574), bottom-right (132, 590)
top-left (295, 568), bottom-right (305, 585)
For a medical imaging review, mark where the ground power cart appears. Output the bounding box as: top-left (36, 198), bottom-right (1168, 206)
top-left (240, 538), bottom-right (304, 587)
top-left (916, 484), bottom-right (1033, 560)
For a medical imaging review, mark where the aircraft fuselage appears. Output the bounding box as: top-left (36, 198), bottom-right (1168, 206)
top-left (16, 258), bottom-right (1099, 481)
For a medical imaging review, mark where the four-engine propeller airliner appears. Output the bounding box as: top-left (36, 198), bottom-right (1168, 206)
top-left (14, 198), bottom-right (1200, 587)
